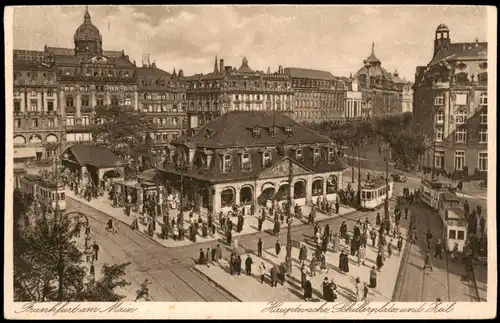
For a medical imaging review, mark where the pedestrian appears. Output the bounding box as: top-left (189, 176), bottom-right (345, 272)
top-left (257, 238), bottom-right (263, 257)
top-left (258, 262), bottom-right (266, 284)
top-left (363, 282), bottom-right (369, 301)
top-left (376, 251), bottom-right (384, 271)
top-left (206, 248), bottom-right (211, 263)
top-left (423, 251), bottom-right (433, 272)
top-left (216, 244), bottom-right (223, 263)
top-left (332, 233), bottom-right (340, 253)
top-left (404, 205), bottom-right (409, 220)
top-left (303, 278), bottom-right (313, 301)
top-left (106, 219), bottom-right (113, 232)
top-left (397, 236), bottom-right (403, 256)
top-left (339, 250), bottom-right (349, 274)
top-left (134, 279), bottom-right (151, 302)
top-left (279, 262), bottom-right (286, 285)
top-left (426, 230), bottom-right (433, 251)
top-left (376, 212), bottom-right (381, 227)
top-left (434, 239), bottom-right (443, 260)
top-left (358, 244), bottom-right (366, 266)
top-left (299, 244), bottom-right (308, 266)
top-left (370, 228), bottom-right (377, 247)
top-left (89, 261), bottom-right (95, 278)
top-left (92, 241), bottom-right (99, 261)
top-left (236, 254), bottom-right (242, 275)
top-left (369, 266), bottom-right (377, 288)
top-left (310, 255), bottom-right (318, 277)
top-left (270, 264), bottom-right (278, 287)
top-left (319, 251), bottom-right (327, 273)
top-left (275, 240), bottom-right (281, 256)
top-left (198, 248), bottom-right (208, 267)
top-left (355, 277), bottom-right (364, 302)
top-left (388, 240), bottom-right (393, 258)
top-left (300, 264), bottom-right (307, 287)
top-left (323, 277), bottom-right (332, 301)
top-left (211, 246), bottom-right (217, 263)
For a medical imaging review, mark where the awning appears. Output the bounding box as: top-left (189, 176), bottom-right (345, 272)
top-left (13, 147), bottom-right (37, 159)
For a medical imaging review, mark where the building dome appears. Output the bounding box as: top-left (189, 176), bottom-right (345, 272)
top-left (74, 6), bottom-right (103, 55)
top-left (436, 24), bottom-right (449, 32)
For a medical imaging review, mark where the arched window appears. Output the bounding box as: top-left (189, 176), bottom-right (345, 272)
top-left (172, 117), bottom-right (178, 127)
top-left (81, 96), bottom-right (90, 107)
top-left (111, 96), bottom-right (119, 106)
top-left (65, 96), bottom-right (74, 108)
top-left (455, 72), bottom-right (468, 83)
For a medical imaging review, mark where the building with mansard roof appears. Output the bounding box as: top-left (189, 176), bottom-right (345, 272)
top-left (413, 24), bottom-right (488, 179)
top-left (185, 56), bottom-right (294, 129)
top-left (158, 111), bottom-right (346, 214)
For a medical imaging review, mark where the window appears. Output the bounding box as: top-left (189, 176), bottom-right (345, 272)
top-left (241, 153), bottom-right (251, 171)
top-left (455, 109), bottom-right (467, 124)
top-left (82, 116), bottom-right (90, 126)
top-left (47, 91), bottom-right (53, 97)
top-left (313, 148), bottom-right (320, 160)
top-left (449, 229), bottom-right (456, 240)
top-left (457, 230), bottom-right (465, 240)
top-left (269, 126), bottom-right (276, 137)
top-left (454, 150), bottom-right (465, 171)
top-left (31, 118), bottom-right (38, 128)
top-left (434, 150), bottom-right (444, 169)
top-left (172, 117), bottom-right (178, 127)
top-left (47, 101), bottom-right (54, 112)
top-left (434, 93), bottom-right (445, 105)
top-left (263, 151), bottom-right (272, 167)
top-left (97, 97), bottom-right (104, 106)
top-left (14, 101), bottom-right (21, 113)
top-left (479, 129), bottom-right (487, 143)
top-left (327, 147), bottom-right (335, 163)
top-left (31, 91), bottom-right (37, 96)
top-left (455, 129), bottom-right (467, 143)
top-left (47, 118), bottom-right (55, 128)
top-left (30, 101), bottom-right (38, 112)
top-left (66, 96), bottom-right (74, 108)
top-left (478, 152), bottom-right (487, 171)
top-left (223, 154), bottom-right (233, 173)
top-left (285, 125), bottom-right (292, 135)
top-left (15, 119), bottom-right (21, 128)
top-left (296, 149), bottom-right (303, 161)
top-left (81, 96), bottom-right (89, 107)
top-left (480, 110), bottom-right (487, 124)
top-left (172, 133), bottom-right (178, 139)
top-left (479, 92), bottom-right (487, 106)
top-left (435, 127), bottom-right (444, 142)
top-left (435, 110), bottom-right (444, 124)
top-left (66, 116), bottom-right (75, 126)
top-left (252, 126), bottom-right (260, 137)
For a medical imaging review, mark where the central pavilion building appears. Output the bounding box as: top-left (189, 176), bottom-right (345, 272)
top-left (158, 111), bottom-right (346, 214)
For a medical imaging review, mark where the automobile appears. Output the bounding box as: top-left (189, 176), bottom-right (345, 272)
top-left (391, 173), bottom-right (407, 182)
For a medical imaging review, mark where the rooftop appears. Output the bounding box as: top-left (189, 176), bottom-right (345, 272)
top-left (429, 41), bottom-right (488, 67)
top-left (61, 143), bottom-right (125, 168)
top-left (284, 67), bottom-right (336, 80)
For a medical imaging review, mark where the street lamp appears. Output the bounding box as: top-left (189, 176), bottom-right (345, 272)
top-left (384, 157), bottom-right (389, 220)
top-left (285, 149), bottom-right (293, 275)
top-left (56, 210), bottom-right (90, 301)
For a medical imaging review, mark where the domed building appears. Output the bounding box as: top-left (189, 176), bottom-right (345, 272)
top-left (74, 7), bottom-right (103, 56)
top-left (352, 42), bottom-right (407, 117)
top-left (413, 24), bottom-right (488, 179)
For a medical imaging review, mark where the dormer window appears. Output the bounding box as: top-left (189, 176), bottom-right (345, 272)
top-left (252, 126), bottom-right (261, 138)
top-left (313, 148), bottom-right (320, 163)
top-left (223, 154), bottom-right (233, 173)
top-left (241, 153), bottom-right (252, 171)
top-left (285, 125), bottom-right (292, 136)
top-left (269, 127), bottom-right (277, 138)
top-left (327, 147), bottom-right (335, 163)
top-left (295, 149), bottom-right (303, 161)
top-left (263, 151), bottom-right (272, 167)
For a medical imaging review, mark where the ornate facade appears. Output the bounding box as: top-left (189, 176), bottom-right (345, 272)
top-left (284, 68), bottom-right (346, 123)
top-left (159, 111), bottom-right (345, 214)
top-left (185, 56), bottom-right (294, 129)
top-left (413, 24), bottom-right (488, 178)
top-left (353, 43), bottom-right (406, 117)
top-left (13, 57), bottom-right (62, 162)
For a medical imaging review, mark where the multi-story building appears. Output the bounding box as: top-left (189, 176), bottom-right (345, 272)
top-left (159, 111), bottom-right (345, 214)
top-left (136, 62), bottom-right (187, 154)
top-left (401, 80), bottom-right (414, 113)
top-left (343, 78), bottom-right (365, 120)
top-left (185, 56), bottom-right (294, 129)
top-left (413, 24), bottom-right (488, 179)
top-left (353, 43), bottom-right (405, 117)
top-left (284, 68), bottom-right (346, 123)
top-left (13, 56), bottom-right (63, 163)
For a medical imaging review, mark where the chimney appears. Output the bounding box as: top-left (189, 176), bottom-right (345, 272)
top-left (220, 59), bottom-right (224, 73)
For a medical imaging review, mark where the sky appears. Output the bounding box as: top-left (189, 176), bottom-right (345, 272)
top-left (12, 5), bottom-right (488, 81)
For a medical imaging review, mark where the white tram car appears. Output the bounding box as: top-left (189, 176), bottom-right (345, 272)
top-left (420, 179), bottom-right (451, 210)
top-left (17, 174), bottom-right (66, 211)
top-left (360, 177), bottom-right (394, 210)
top-left (438, 192), bottom-right (467, 252)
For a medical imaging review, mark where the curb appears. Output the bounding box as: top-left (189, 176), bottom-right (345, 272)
top-left (191, 265), bottom-right (242, 302)
top-left (391, 215), bottom-right (414, 301)
top-left (67, 196), bottom-right (167, 249)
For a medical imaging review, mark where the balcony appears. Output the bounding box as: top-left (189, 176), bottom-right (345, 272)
top-left (81, 106), bottom-right (93, 113)
top-left (65, 106), bottom-right (76, 113)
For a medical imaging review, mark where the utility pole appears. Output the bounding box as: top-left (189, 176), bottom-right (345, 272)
top-left (285, 150), bottom-right (293, 274)
top-left (357, 141), bottom-right (361, 206)
top-left (384, 156), bottom-right (389, 220)
top-left (431, 140), bottom-right (436, 180)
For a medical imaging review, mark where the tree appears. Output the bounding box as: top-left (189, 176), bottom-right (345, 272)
top-left (13, 192), bottom-right (131, 302)
top-left (387, 130), bottom-right (427, 168)
top-left (92, 104), bottom-right (156, 159)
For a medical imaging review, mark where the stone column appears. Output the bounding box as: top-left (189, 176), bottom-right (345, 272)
top-left (306, 174), bottom-right (313, 204)
top-left (37, 91), bottom-right (43, 112)
top-left (106, 91), bottom-right (111, 105)
top-left (91, 90), bottom-right (97, 108)
top-left (43, 90), bottom-right (48, 113)
top-left (235, 186), bottom-right (241, 206)
top-left (59, 89), bottom-right (64, 115)
top-left (213, 185), bottom-right (221, 214)
top-left (76, 92), bottom-right (81, 118)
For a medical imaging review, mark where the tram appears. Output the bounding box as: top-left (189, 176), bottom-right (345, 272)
top-left (18, 174), bottom-right (66, 211)
top-left (360, 176), bottom-right (394, 211)
top-left (420, 179), bottom-right (451, 210)
top-left (437, 192), bottom-right (467, 252)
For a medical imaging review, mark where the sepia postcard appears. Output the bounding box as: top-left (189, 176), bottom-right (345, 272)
top-left (3, 4), bottom-right (497, 319)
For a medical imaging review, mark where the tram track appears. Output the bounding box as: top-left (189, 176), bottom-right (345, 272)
top-left (68, 198), bottom-right (239, 302)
